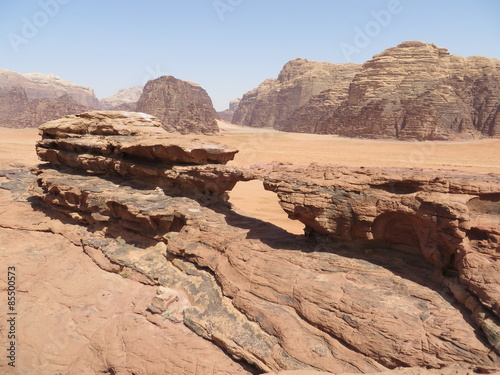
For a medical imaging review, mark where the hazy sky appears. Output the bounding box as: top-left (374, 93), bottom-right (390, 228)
top-left (1, 0), bottom-right (499, 110)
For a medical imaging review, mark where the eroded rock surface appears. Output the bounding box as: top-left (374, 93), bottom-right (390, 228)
top-left (137, 75), bottom-right (219, 134)
top-left (36, 111), bottom-right (240, 203)
top-left (0, 169), bottom-right (252, 375)
top-left (34, 163), bottom-right (500, 371)
top-left (0, 87), bottom-right (89, 128)
top-left (316, 41), bottom-right (500, 140)
top-left (260, 162), bottom-right (500, 353)
top-left (232, 58), bottom-right (360, 129)
top-left (99, 85), bottom-right (143, 110)
top-left (24, 111), bottom-right (500, 374)
top-left (219, 98), bottom-right (242, 122)
top-left (235, 42), bottom-right (500, 140)
top-left (0, 68), bottom-right (99, 107)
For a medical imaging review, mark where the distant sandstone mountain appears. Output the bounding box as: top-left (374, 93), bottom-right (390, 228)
top-left (99, 85), bottom-right (143, 111)
top-left (234, 42), bottom-right (500, 140)
top-left (317, 41), bottom-right (500, 140)
top-left (0, 87), bottom-right (88, 128)
top-left (232, 58), bottom-right (361, 128)
top-left (137, 75), bottom-right (219, 134)
top-left (218, 98), bottom-right (241, 122)
top-left (0, 69), bottom-right (99, 108)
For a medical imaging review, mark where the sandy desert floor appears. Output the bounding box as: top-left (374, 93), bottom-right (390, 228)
top-left (1, 123), bottom-right (499, 234)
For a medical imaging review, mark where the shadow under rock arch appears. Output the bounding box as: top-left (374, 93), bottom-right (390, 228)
top-left (211, 204), bottom-right (313, 251)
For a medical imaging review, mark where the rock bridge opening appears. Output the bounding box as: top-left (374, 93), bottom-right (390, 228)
top-left (228, 180), bottom-right (304, 235)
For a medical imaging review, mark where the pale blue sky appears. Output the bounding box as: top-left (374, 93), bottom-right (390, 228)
top-left (1, 0), bottom-right (499, 110)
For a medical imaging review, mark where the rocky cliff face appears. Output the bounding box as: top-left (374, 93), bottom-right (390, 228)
top-left (218, 97), bottom-right (241, 122)
top-left (315, 41), bottom-right (500, 140)
top-left (24, 111), bottom-right (500, 374)
top-left (232, 58), bottom-right (361, 128)
top-left (278, 86), bottom-right (352, 133)
top-left (234, 42), bottom-right (500, 140)
top-left (0, 87), bottom-right (88, 128)
top-left (136, 76), bottom-right (219, 134)
top-left (0, 69), bottom-right (99, 107)
top-left (99, 85), bottom-right (143, 110)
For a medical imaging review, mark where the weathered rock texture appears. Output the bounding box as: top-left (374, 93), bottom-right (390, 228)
top-left (316, 41), bottom-right (500, 140)
top-left (235, 42), bottom-right (500, 140)
top-left (99, 85), bottom-right (143, 111)
top-left (218, 98), bottom-right (241, 122)
top-left (137, 76), bottom-right (219, 134)
top-left (37, 111), bottom-right (238, 202)
top-left (0, 87), bottom-right (88, 128)
top-left (278, 87), bottom-right (353, 134)
top-left (0, 68), bottom-right (99, 107)
top-left (260, 162), bottom-right (500, 354)
top-left (232, 58), bottom-right (361, 129)
top-left (0, 169), bottom-right (251, 375)
top-left (29, 111), bottom-right (500, 374)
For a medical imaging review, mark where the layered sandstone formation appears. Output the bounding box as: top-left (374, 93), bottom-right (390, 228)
top-left (26, 111), bottom-right (500, 374)
top-left (36, 111), bottom-right (238, 203)
top-left (137, 76), bottom-right (219, 134)
top-left (280, 87), bottom-right (351, 133)
top-left (0, 87), bottom-right (88, 128)
top-left (235, 42), bottom-right (500, 140)
top-left (0, 69), bottom-right (99, 107)
top-left (232, 58), bottom-right (361, 128)
top-left (99, 85), bottom-right (143, 111)
top-left (315, 41), bottom-right (500, 140)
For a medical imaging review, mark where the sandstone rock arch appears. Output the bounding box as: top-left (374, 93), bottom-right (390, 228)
top-left (28, 112), bottom-right (500, 372)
